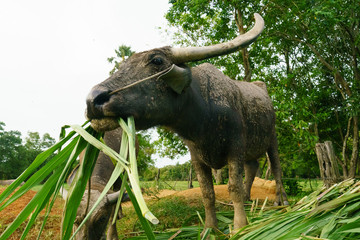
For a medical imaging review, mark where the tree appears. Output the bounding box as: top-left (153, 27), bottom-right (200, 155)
top-left (23, 131), bottom-right (55, 167)
top-left (0, 122), bottom-right (56, 180)
top-left (136, 131), bottom-right (155, 176)
top-left (107, 45), bottom-right (135, 75)
top-left (0, 122), bottom-right (25, 179)
top-left (165, 0), bottom-right (360, 178)
top-left (263, 0), bottom-right (360, 178)
top-left (153, 127), bottom-right (188, 160)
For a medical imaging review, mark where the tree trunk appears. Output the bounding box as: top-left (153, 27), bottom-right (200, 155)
top-left (188, 166), bottom-right (193, 189)
top-left (315, 141), bottom-right (341, 188)
top-left (212, 168), bottom-right (223, 185)
top-left (341, 117), bottom-right (352, 178)
top-left (155, 168), bottom-right (161, 189)
top-left (235, 9), bottom-right (252, 82)
top-left (348, 116), bottom-right (359, 178)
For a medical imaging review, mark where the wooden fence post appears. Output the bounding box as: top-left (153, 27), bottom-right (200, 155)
top-left (315, 141), bottom-right (341, 188)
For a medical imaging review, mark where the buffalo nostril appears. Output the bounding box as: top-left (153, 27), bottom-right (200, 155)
top-left (93, 90), bottom-right (111, 106)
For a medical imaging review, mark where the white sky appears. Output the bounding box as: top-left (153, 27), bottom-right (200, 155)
top-left (0, 0), bottom-right (189, 167)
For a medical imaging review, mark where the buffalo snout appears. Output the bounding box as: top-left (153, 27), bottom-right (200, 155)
top-left (86, 87), bottom-right (112, 120)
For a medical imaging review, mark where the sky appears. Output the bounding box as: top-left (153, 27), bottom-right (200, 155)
top-left (0, 0), bottom-right (189, 167)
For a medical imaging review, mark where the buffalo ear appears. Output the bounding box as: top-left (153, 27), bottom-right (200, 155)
top-left (158, 64), bottom-right (192, 94)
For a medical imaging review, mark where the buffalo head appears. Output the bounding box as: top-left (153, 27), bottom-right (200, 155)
top-left (86, 13), bottom-right (264, 132)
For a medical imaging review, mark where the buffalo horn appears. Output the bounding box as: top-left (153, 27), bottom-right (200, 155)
top-left (107, 191), bottom-right (121, 204)
top-left (107, 191), bottom-right (130, 204)
top-left (171, 13), bottom-right (264, 63)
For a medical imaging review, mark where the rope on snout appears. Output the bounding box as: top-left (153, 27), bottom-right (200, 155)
top-left (109, 65), bottom-right (174, 95)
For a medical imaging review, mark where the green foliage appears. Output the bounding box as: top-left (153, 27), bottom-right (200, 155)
top-left (154, 128), bottom-right (188, 160)
top-left (0, 122), bottom-right (24, 179)
top-left (107, 45), bottom-right (134, 75)
top-left (136, 131), bottom-right (155, 176)
top-left (160, 162), bottom-right (193, 181)
top-left (0, 121), bottom-right (55, 180)
top-left (282, 179), bottom-right (303, 196)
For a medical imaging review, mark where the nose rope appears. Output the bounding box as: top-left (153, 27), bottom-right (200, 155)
top-left (109, 65), bottom-right (174, 95)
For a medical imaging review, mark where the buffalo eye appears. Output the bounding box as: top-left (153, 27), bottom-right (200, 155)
top-left (151, 57), bottom-right (163, 65)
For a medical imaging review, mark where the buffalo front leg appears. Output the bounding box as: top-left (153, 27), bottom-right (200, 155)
top-left (192, 160), bottom-right (218, 229)
top-left (107, 207), bottom-right (119, 240)
top-left (228, 158), bottom-right (248, 230)
top-left (268, 133), bottom-right (289, 206)
top-left (244, 160), bottom-right (259, 201)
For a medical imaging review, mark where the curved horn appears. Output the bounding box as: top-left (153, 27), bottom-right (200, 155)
top-left (107, 191), bottom-right (130, 204)
top-left (171, 13), bottom-right (264, 63)
top-left (107, 191), bottom-right (120, 204)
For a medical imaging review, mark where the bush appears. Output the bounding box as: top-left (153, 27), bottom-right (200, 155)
top-left (283, 178), bottom-right (302, 196)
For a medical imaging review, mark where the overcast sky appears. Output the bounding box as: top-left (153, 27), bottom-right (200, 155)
top-left (0, 0), bottom-right (189, 167)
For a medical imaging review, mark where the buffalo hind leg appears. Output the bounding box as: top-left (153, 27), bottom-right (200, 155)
top-left (228, 157), bottom-right (248, 231)
top-left (244, 160), bottom-right (259, 201)
top-left (192, 159), bottom-right (218, 229)
top-left (268, 133), bottom-right (289, 206)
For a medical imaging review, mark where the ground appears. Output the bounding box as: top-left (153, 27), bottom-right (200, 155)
top-left (0, 188), bottom-right (63, 240)
top-left (0, 177), bottom-right (276, 239)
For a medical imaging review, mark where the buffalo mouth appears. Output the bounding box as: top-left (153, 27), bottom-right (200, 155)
top-left (89, 117), bottom-right (120, 132)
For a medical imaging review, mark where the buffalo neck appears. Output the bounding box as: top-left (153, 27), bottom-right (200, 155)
top-left (165, 76), bottom-right (213, 142)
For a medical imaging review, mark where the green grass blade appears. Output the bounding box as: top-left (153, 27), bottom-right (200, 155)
top-left (71, 124), bottom-right (129, 166)
top-left (62, 135), bottom-right (101, 240)
top-left (112, 172), bottom-right (128, 225)
top-left (112, 130), bottom-right (129, 224)
top-left (36, 136), bottom-right (88, 240)
top-left (70, 162), bottom-right (125, 239)
top-left (124, 179), bottom-right (155, 240)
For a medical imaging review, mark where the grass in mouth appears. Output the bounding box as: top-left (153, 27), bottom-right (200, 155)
top-left (0, 117), bottom-right (157, 240)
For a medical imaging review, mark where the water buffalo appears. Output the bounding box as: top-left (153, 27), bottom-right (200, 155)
top-left (85, 13), bottom-right (288, 231)
top-left (62, 128), bottom-right (129, 240)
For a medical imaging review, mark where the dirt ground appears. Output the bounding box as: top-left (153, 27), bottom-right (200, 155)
top-left (0, 177), bottom-right (276, 239)
top-left (0, 188), bottom-right (63, 240)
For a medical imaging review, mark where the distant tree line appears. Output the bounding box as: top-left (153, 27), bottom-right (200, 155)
top-left (0, 121), bottom-right (55, 180)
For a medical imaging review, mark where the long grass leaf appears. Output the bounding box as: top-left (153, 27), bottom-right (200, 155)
top-left (62, 136), bottom-right (101, 240)
top-left (124, 178), bottom-right (155, 240)
top-left (71, 124), bottom-right (129, 166)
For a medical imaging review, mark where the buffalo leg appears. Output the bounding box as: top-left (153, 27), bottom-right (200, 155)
top-left (192, 160), bottom-right (218, 229)
top-left (228, 157), bottom-right (247, 230)
top-left (107, 207), bottom-right (119, 240)
top-left (267, 133), bottom-right (289, 205)
top-left (244, 160), bottom-right (259, 201)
